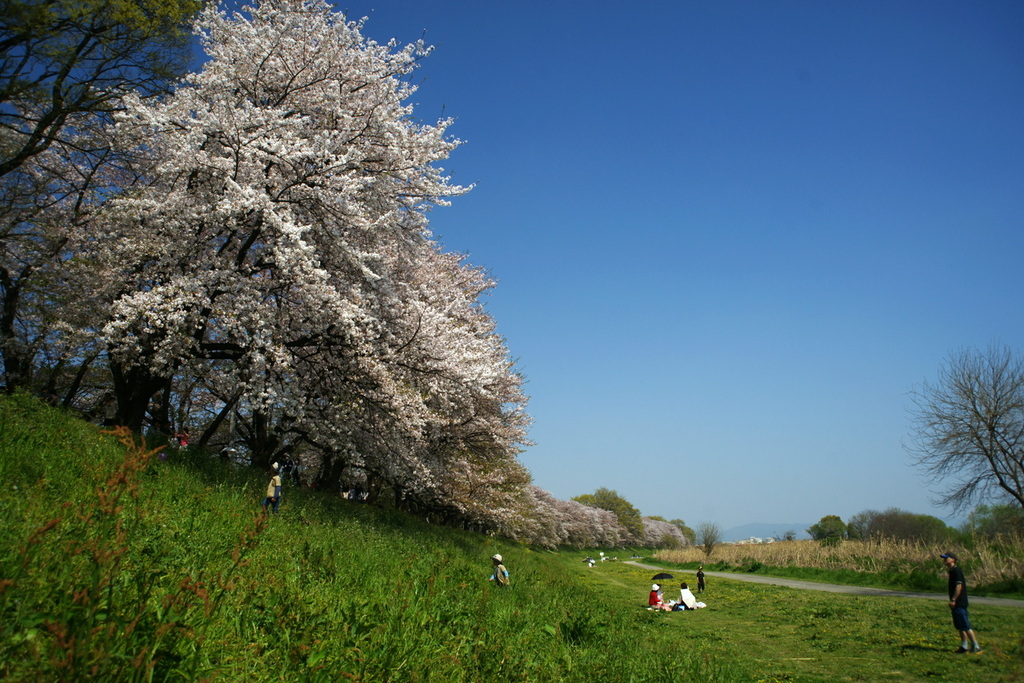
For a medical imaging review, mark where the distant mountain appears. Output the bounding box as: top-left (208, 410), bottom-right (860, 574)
top-left (723, 522), bottom-right (812, 543)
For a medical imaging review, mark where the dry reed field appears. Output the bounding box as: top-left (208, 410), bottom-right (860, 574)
top-left (655, 537), bottom-right (1024, 587)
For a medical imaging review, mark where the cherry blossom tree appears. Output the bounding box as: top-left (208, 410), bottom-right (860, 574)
top-left (91, 0), bottom-right (465, 427)
top-left (640, 517), bottom-right (688, 549)
top-left (78, 0), bottom-right (530, 525)
top-left (0, 117), bottom-right (128, 400)
top-left (562, 496), bottom-right (624, 547)
top-left (510, 486), bottom-right (565, 548)
top-left (513, 491), bottom-right (693, 549)
top-left (573, 487), bottom-right (644, 541)
top-left (509, 486), bottom-right (626, 548)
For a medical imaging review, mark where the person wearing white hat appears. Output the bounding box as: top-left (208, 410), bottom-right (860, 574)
top-left (648, 584), bottom-right (663, 608)
top-left (262, 465), bottom-right (282, 514)
top-left (489, 554), bottom-right (510, 586)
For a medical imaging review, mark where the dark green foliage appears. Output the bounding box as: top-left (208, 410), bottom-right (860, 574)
top-left (669, 518), bottom-right (696, 543)
top-left (808, 514), bottom-right (847, 543)
top-left (739, 558), bottom-right (764, 573)
top-left (965, 503), bottom-right (1024, 537)
top-left (0, 0), bottom-right (202, 176)
top-left (848, 507), bottom-right (956, 542)
top-left (572, 487), bottom-right (644, 537)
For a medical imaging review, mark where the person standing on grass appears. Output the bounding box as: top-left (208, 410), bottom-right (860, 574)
top-left (262, 465), bottom-right (282, 514)
top-left (696, 566), bottom-right (706, 593)
top-left (489, 554), bottom-right (510, 586)
top-left (941, 552), bottom-right (982, 654)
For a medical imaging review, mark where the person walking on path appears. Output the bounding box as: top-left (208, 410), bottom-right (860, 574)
top-left (942, 552), bottom-right (982, 654)
top-left (262, 466), bottom-right (282, 514)
top-left (696, 566), bottom-right (706, 593)
top-left (489, 554), bottom-right (510, 586)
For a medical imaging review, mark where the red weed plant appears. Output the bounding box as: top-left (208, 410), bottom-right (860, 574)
top-left (2, 427), bottom-right (268, 681)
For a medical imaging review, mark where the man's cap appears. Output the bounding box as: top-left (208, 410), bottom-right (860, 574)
top-left (940, 552), bottom-right (958, 560)
top-left (491, 554), bottom-right (502, 562)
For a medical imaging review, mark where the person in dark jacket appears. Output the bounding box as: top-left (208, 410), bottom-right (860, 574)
top-left (941, 553), bottom-right (981, 654)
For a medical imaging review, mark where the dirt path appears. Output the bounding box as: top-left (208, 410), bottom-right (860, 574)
top-left (623, 561), bottom-right (1024, 608)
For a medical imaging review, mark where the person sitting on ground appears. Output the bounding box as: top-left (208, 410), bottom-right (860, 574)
top-left (648, 584), bottom-right (664, 608)
top-left (678, 582), bottom-right (697, 610)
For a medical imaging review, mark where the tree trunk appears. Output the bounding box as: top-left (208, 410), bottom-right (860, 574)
top-left (198, 390), bottom-right (241, 450)
top-left (109, 359), bottom-right (169, 433)
top-left (0, 274), bottom-right (30, 392)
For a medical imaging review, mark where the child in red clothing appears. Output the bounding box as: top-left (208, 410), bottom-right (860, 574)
top-left (648, 584), bottom-right (663, 607)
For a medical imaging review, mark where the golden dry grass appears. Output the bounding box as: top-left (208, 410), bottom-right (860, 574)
top-left (655, 537), bottom-right (1024, 586)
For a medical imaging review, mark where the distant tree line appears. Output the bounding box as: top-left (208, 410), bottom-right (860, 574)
top-left (503, 485), bottom-right (695, 550)
top-left (807, 505), bottom-right (1024, 546)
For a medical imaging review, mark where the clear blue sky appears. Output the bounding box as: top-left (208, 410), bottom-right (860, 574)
top-left (310, 1), bottom-right (1023, 532)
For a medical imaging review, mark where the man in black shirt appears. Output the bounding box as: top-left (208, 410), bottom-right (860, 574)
top-left (941, 552), bottom-right (982, 654)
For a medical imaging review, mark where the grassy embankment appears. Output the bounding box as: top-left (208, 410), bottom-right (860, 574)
top-left (1, 393), bottom-right (1022, 681)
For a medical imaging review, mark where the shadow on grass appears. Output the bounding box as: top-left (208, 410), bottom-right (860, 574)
top-left (898, 643), bottom-right (955, 653)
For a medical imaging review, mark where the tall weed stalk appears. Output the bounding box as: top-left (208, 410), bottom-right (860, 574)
top-left (0, 427), bottom-right (265, 681)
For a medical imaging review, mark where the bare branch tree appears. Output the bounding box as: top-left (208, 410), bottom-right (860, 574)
top-left (696, 521), bottom-right (722, 558)
top-left (907, 345), bottom-right (1024, 513)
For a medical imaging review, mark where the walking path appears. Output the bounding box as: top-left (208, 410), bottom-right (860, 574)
top-left (623, 561), bottom-right (1024, 608)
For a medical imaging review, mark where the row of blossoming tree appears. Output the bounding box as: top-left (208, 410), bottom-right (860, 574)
top-left (0, 0), bottom-right (688, 548)
top-left (508, 487), bottom-right (691, 549)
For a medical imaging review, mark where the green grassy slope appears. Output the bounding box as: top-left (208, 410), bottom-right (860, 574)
top-left (0, 395), bottom-right (735, 682)
top-left (3, 394), bottom-right (1022, 682)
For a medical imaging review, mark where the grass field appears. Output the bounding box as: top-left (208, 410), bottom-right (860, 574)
top-left (565, 557), bottom-right (1024, 682)
top-left (2, 393), bottom-right (1022, 681)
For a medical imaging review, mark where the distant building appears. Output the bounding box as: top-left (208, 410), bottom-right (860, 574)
top-left (735, 536), bottom-right (780, 545)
